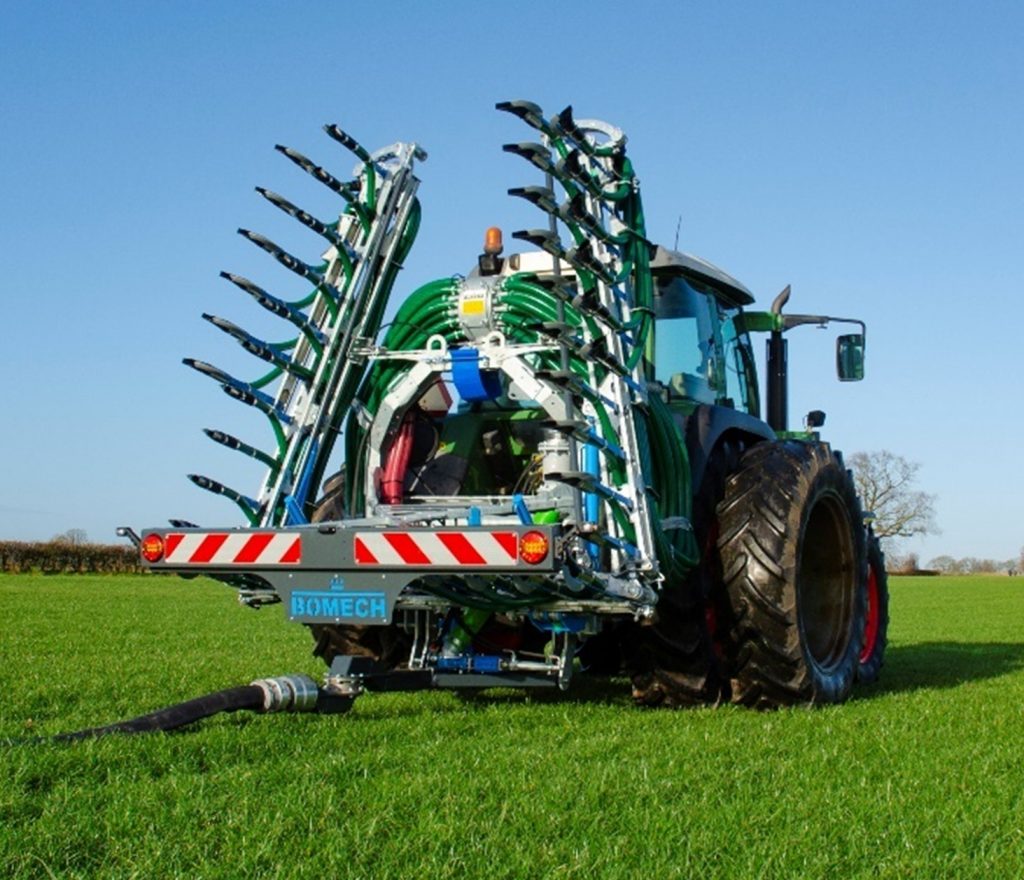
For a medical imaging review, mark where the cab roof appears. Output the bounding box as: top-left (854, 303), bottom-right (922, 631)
top-left (648, 245), bottom-right (755, 307)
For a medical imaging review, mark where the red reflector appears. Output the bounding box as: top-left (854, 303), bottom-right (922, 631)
top-left (141, 534), bottom-right (164, 563)
top-left (519, 530), bottom-right (549, 565)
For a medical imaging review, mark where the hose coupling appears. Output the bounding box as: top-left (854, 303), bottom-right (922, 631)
top-left (250, 674), bottom-right (320, 713)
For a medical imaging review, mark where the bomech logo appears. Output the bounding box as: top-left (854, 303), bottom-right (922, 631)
top-left (290, 576), bottom-right (387, 621)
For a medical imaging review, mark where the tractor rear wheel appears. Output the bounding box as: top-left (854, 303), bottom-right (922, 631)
top-left (306, 472), bottom-right (412, 670)
top-left (717, 441), bottom-right (866, 707)
top-left (856, 529), bottom-right (889, 684)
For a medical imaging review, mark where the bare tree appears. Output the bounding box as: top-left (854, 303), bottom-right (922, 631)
top-left (52, 528), bottom-right (89, 546)
top-left (848, 451), bottom-right (938, 541)
top-left (928, 555), bottom-right (961, 574)
top-left (888, 551), bottom-right (920, 574)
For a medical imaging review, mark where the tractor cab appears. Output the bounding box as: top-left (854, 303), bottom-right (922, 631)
top-left (649, 246), bottom-right (759, 416)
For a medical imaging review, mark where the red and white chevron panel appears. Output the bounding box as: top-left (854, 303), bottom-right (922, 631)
top-left (353, 531), bottom-right (518, 567)
top-left (163, 532), bottom-right (301, 565)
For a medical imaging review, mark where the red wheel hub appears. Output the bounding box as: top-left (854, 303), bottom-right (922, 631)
top-left (859, 563), bottom-right (880, 663)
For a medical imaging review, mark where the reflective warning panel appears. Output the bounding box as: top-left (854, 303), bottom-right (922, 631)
top-left (162, 532), bottom-right (302, 565)
top-left (353, 531), bottom-right (518, 567)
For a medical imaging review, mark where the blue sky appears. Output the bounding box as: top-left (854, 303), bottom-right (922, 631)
top-left (1, 1), bottom-right (1021, 562)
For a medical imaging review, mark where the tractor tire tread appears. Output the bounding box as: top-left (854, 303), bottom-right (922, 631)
top-left (718, 440), bottom-right (866, 708)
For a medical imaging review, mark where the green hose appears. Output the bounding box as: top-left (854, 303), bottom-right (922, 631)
top-left (340, 265), bottom-right (696, 572)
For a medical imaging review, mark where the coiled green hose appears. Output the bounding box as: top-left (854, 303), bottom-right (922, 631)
top-left (341, 272), bottom-right (698, 582)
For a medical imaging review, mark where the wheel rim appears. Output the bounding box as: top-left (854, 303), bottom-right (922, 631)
top-left (797, 493), bottom-right (857, 671)
top-left (859, 562), bottom-right (880, 664)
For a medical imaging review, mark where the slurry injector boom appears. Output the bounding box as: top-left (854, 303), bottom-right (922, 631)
top-left (126, 100), bottom-right (888, 715)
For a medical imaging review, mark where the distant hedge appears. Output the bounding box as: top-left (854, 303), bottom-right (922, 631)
top-left (0, 541), bottom-right (142, 574)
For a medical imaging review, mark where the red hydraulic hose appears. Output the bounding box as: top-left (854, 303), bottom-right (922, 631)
top-left (380, 412), bottom-right (416, 504)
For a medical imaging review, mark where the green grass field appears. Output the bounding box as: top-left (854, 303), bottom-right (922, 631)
top-left (2, 573), bottom-right (1023, 879)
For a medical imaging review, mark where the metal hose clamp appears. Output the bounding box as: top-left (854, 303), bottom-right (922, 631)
top-left (250, 674), bottom-right (320, 712)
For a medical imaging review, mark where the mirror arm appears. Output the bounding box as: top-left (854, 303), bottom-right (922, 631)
top-left (782, 314), bottom-right (866, 346)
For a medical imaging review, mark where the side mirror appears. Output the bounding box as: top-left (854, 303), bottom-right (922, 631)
top-left (804, 409), bottom-right (826, 430)
top-left (836, 334), bottom-right (865, 382)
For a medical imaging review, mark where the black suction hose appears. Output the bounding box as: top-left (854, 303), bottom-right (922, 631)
top-left (53, 685), bottom-right (266, 742)
top-left (5, 674), bottom-right (340, 745)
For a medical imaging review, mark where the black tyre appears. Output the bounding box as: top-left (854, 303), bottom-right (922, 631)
top-left (625, 438), bottom-right (744, 707)
top-left (306, 473), bottom-right (412, 669)
top-left (856, 529), bottom-right (889, 684)
top-left (717, 441), bottom-right (866, 707)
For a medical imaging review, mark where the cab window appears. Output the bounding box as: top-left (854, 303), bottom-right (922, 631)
top-left (718, 307), bottom-right (759, 416)
top-left (653, 277), bottom-right (717, 404)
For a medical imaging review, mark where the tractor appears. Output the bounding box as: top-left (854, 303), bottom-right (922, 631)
top-left (128, 100), bottom-right (888, 713)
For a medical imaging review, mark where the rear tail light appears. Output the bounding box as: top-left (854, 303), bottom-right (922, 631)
top-left (141, 533), bottom-right (164, 563)
top-left (519, 530), bottom-right (549, 565)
